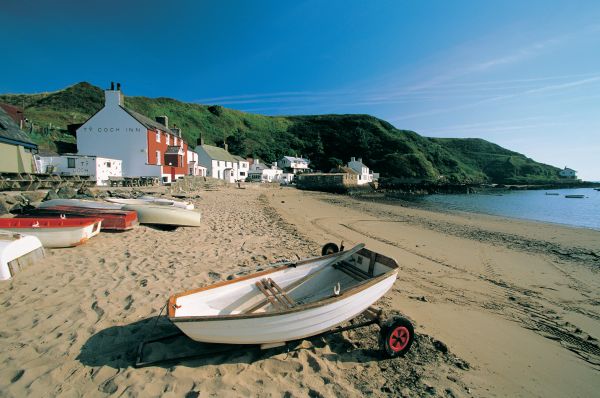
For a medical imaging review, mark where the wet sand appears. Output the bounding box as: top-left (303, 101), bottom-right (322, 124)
top-left (0, 184), bottom-right (598, 397)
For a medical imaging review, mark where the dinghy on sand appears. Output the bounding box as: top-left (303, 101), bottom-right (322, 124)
top-left (106, 196), bottom-right (194, 210)
top-left (168, 244), bottom-right (404, 346)
top-left (0, 217), bottom-right (102, 248)
top-left (19, 206), bottom-right (138, 231)
top-left (0, 231), bottom-right (45, 280)
top-left (121, 204), bottom-right (201, 229)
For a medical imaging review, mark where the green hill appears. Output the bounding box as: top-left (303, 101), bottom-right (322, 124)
top-left (0, 82), bottom-right (562, 184)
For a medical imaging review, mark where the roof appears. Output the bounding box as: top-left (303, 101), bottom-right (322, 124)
top-left (0, 107), bottom-right (37, 149)
top-left (330, 166), bottom-right (358, 174)
top-left (282, 156), bottom-right (308, 163)
top-left (233, 155), bottom-right (246, 162)
top-left (197, 144), bottom-right (238, 162)
top-left (562, 167), bottom-right (576, 172)
top-left (120, 106), bottom-right (172, 134)
top-left (0, 103), bottom-right (25, 124)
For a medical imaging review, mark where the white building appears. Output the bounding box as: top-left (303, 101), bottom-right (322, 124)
top-left (76, 82), bottom-right (190, 183)
top-left (278, 156), bottom-right (310, 174)
top-left (187, 149), bottom-right (207, 176)
top-left (194, 143), bottom-right (246, 183)
top-left (37, 154), bottom-right (122, 186)
top-left (347, 156), bottom-right (374, 185)
top-left (248, 159), bottom-right (283, 183)
top-left (559, 167), bottom-right (577, 178)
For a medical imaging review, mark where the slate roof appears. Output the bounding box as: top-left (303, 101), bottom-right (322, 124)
top-left (198, 144), bottom-right (238, 162)
top-left (0, 107), bottom-right (37, 149)
top-left (120, 107), bottom-right (172, 133)
top-left (283, 156), bottom-right (309, 163)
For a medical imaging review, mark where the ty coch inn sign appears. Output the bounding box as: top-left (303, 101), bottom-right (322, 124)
top-left (80, 126), bottom-right (143, 133)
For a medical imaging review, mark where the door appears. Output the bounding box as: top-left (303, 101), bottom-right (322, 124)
top-left (171, 167), bottom-right (176, 182)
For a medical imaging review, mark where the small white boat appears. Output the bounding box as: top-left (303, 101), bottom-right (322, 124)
top-left (0, 217), bottom-right (103, 248)
top-left (0, 231), bottom-right (45, 280)
top-left (39, 199), bottom-right (122, 210)
top-left (106, 196), bottom-right (194, 210)
top-left (121, 204), bottom-right (201, 228)
top-left (168, 244), bottom-right (398, 345)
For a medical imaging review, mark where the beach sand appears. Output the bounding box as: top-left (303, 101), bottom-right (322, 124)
top-left (0, 184), bottom-right (598, 397)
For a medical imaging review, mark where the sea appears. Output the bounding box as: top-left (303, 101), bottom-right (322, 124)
top-left (404, 187), bottom-right (600, 231)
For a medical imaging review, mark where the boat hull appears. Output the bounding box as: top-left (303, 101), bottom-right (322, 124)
top-left (0, 232), bottom-right (45, 280)
top-left (121, 204), bottom-right (201, 227)
top-left (19, 206), bottom-right (138, 231)
top-left (106, 197), bottom-right (194, 210)
top-left (172, 273), bottom-right (396, 344)
top-left (0, 218), bottom-right (102, 248)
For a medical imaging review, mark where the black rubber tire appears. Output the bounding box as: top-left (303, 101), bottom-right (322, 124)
top-left (321, 242), bottom-right (339, 256)
top-left (379, 316), bottom-right (414, 358)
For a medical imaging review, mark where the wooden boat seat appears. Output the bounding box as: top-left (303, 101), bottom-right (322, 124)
top-left (253, 278), bottom-right (297, 311)
top-left (334, 260), bottom-right (370, 281)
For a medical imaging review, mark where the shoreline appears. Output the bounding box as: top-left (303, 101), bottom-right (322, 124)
top-left (350, 188), bottom-right (600, 233)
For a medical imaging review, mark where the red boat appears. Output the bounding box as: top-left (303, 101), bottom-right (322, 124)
top-left (19, 206), bottom-right (138, 231)
top-left (0, 217), bottom-right (102, 248)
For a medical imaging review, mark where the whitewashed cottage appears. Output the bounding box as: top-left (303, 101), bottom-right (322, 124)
top-left (347, 157), bottom-right (375, 185)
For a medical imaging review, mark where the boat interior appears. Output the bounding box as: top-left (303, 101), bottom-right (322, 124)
top-left (172, 247), bottom-right (398, 318)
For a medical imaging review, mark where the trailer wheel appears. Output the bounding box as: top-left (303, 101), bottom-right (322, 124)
top-left (379, 316), bottom-right (414, 358)
top-left (321, 242), bottom-right (339, 256)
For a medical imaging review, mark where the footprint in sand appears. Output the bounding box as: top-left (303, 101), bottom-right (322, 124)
top-left (91, 301), bottom-right (104, 322)
top-left (124, 295), bottom-right (134, 311)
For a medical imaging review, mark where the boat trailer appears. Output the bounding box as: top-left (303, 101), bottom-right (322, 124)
top-left (135, 306), bottom-right (414, 368)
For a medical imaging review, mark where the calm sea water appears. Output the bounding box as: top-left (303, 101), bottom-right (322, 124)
top-left (407, 188), bottom-right (600, 231)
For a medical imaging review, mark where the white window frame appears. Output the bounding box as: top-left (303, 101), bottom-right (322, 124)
top-left (156, 150), bottom-right (161, 165)
top-left (156, 130), bottom-right (161, 142)
top-left (174, 136), bottom-right (178, 146)
top-left (167, 134), bottom-right (171, 145)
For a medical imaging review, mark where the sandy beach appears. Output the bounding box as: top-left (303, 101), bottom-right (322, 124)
top-left (0, 184), bottom-right (599, 397)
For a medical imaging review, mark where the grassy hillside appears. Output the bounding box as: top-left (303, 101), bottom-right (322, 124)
top-left (0, 82), bottom-right (562, 184)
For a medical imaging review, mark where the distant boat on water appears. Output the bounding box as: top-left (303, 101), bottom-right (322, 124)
top-left (545, 192), bottom-right (559, 195)
top-left (565, 195), bottom-right (585, 199)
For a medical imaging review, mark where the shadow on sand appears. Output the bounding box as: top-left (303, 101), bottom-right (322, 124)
top-left (77, 316), bottom-right (384, 369)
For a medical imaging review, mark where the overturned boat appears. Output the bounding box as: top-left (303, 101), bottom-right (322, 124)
top-left (0, 217), bottom-right (102, 248)
top-left (19, 206), bottom-right (138, 231)
top-left (106, 196), bottom-right (194, 210)
top-left (168, 244), bottom-right (400, 345)
top-left (0, 231), bottom-right (45, 281)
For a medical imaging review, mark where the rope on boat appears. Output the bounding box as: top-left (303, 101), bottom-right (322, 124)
top-left (147, 301), bottom-right (168, 338)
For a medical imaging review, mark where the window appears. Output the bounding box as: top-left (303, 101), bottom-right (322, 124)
top-left (167, 135), bottom-right (171, 145)
top-left (156, 150), bottom-right (161, 165)
top-left (174, 136), bottom-right (178, 146)
top-left (67, 158), bottom-right (76, 168)
top-left (156, 130), bottom-right (161, 142)
top-left (106, 162), bottom-right (111, 168)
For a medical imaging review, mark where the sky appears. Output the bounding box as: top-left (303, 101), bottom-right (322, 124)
top-left (1, 0), bottom-right (599, 180)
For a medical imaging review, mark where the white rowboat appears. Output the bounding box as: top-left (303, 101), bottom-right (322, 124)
top-left (168, 244), bottom-right (398, 345)
top-left (106, 196), bottom-right (194, 210)
top-left (39, 199), bottom-right (123, 210)
top-left (0, 232), bottom-right (45, 280)
top-left (121, 204), bottom-right (201, 228)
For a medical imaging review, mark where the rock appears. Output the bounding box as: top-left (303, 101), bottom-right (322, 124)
top-left (0, 199), bottom-right (10, 215)
top-left (78, 187), bottom-right (96, 198)
top-left (400, 387), bottom-right (412, 397)
top-left (433, 339), bottom-right (448, 353)
top-left (21, 191), bottom-right (47, 204)
top-left (57, 186), bottom-right (77, 199)
top-left (44, 190), bottom-right (60, 201)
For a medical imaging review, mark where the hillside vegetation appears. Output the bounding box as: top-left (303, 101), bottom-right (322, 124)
top-left (0, 82), bottom-right (562, 184)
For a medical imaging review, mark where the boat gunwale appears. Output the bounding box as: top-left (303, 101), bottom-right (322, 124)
top-left (168, 248), bottom-right (398, 321)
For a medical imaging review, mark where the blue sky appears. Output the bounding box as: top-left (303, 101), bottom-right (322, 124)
top-left (1, 0), bottom-right (599, 180)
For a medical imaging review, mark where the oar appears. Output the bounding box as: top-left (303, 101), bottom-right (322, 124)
top-left (245, 243), bottom-right (365, 313)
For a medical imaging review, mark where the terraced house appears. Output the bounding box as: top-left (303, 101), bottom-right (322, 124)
top-left (0, 105), bottom-right (38, 173)
top-left (76, 83), bottom-right (189, 183)
top-left (194, 140), bottom-right (248, 183)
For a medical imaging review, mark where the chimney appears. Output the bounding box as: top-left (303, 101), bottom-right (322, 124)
top-left (358, 157), bottom-right (362, 163)
top-left (224, 143), bottom-right (229, 152)
top-left (104, 81), bottom-right (123, 107)
top-left (351, 157), bottom-right (355, 162)
top-left (155, 115), bottom-right (168, 129)
top-left (196, 134), bottom-right (204, 146)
